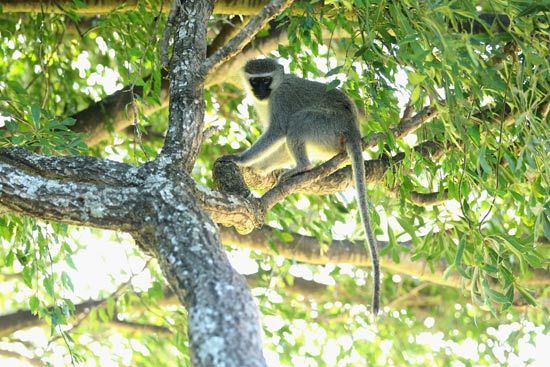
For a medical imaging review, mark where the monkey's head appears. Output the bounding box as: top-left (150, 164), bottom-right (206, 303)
top-left (243, 58), bottom-right (284, 100)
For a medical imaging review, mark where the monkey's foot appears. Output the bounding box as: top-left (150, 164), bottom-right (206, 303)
top-left (217, 154), bottom-right (241, 163)
top-left (277, 167), bottom-right (309, 184)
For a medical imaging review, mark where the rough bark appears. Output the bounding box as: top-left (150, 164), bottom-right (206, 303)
top-left (215, 140), bottom-right (445, 204)
top-left (141, 173), bottom-right (266, 367)
top-left (0, 152), bottom-right (267, 365)
top-left (158, 1), bottom-right (212, 172)
top-left (0, 154), bottom-right (142, 232)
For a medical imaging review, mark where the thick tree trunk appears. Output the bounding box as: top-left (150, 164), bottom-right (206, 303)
top-left (0, 147), bottom-right (267, 367)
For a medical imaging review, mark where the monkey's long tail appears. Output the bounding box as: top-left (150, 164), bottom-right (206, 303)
top-left (347, 137), bottom-right (381, 316)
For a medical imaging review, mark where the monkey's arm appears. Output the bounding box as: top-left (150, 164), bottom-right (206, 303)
top-left (221, 128), bottom-right (286, 167)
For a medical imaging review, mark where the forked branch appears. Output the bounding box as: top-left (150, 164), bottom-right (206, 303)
top-left (202, 0), bottom-right (294, 76)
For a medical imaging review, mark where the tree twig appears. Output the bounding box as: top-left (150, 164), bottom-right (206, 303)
top-left (201, 0), bottom-right (294, 76)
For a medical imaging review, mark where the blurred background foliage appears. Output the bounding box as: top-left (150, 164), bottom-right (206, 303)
top-left (0, 0), bottom-right (548, 366)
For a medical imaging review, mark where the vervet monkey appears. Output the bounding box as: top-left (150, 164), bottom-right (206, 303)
top-left (220, 58), bottom-right (381, 314)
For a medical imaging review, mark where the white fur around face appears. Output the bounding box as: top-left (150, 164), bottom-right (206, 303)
top-left (241, 68), bottom-right (283, 128)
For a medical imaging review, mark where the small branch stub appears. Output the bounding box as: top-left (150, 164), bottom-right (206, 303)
top-left (213, 158), bottom-right (251, 197)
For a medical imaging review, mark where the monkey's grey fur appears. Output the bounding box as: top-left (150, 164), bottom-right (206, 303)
top-left (221, 58), bottom-right (381, 314)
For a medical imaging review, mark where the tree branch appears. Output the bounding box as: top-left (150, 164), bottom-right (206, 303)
top-left (160, 0), bottom-right (180, 68)
top-left (71, 73), bottom-right (170, 146)
top-left (0, 0), bottom-right (275, 15)
top-left (0, 157), bottom-right (141, 232)
top-left (1, 0), bottom-right (515, 38)
top-left (111, 318), bottom-right (173, 335)
top-left (218, 140), bottom-right (445, 200)
top-left (0, 147), bottom-right (139, 186)
top-left (0, 273), bottom-right (328, 338)
top-left (0, 299), bottom-right (104, 338)
top-left (151, 1), bottom-right (268, 364)
top-left (201, 0), bottom-right (294, 76)
top-left (69, 21), bottom-right (288, 146)
top-left (192, 184), bottom-right (264, 235)
top-left (157, 2), bottom-right (212, 171)
top-left (219, 226), bottom-right (464, 288)
top-left (207, 16), bottom-right (250, 57)
top-left (219, 226), bottom-right (550, 288)
top-left (260, 105), bottom-right (439, 209)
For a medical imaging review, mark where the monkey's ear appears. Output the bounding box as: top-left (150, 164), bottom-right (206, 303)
top-left (277, 64), bottom-right (284, 72)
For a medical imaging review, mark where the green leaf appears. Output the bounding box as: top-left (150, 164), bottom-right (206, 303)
top-left (543, 215), bottom-right (550, 239)
top-left (396, 217), bottom-right (418, 241)
top-left (482, 279), bottom-right (510, 304)
top-left (148, 281), bottom-right (165, 299)
top-left (326, 79), bottom-right (340, 91)
top-left (326, 66), bottom-right (343, 77)
top-left (387, 224), bottom-right (398, 248)
top-left (516, 285), bottom-right (537, 306)
top-left (43, 277), bottom-right (55, 297)
top-left (455, 237), bottom-right (471, 279)
top-left (408, 72), bottom-right (425, 85)
top-left (467, 125), bottom-right (480, 146)
top-left (478, 147), bottom-right (492, 174)
top-left (61, 117), bottom-right (76, 127)
top-left (22, 266), bottom-right (33, 287)
top-left (61, 271), bottom-right (74, 292)
top-left (5, 250), bottom-right (15, 267)
top-left (6, 80), bottom-right (27, 95)
top-left (29, 295), bottom-right (40, 314)
top-left (31, 104), bottom-right (41, 126)
top-left (410, 85), bottom-right (421, 104)
top-left (276, 231), bottom-right (294, 243)
top-left (524, 251), bottom-right (544, 268)
top-left (65, 255), bottom-right (77, 270)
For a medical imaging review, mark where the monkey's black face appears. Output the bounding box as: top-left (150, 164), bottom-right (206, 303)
top-left (249, 77), bottom-right (273, 100)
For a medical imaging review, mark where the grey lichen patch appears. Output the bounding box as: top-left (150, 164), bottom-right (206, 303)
top-left (25, 182), bottom-right (39, 196)
top-left (215, 281), bottom-right (236, 296)
top-left (5, 171), bottom-right (43, 198)
top-left (204, 221), bottom-right (218, 235)
top-left (196, 184), bottom-right (218, 197)
top-left (189, 244), bottom-right (203, 252)
top-left (197, 336), bottom-right (226, 367)
top-left (189, 306), bottom-right (217, 333)
top-left (89, 202), bottom-right (106, 218)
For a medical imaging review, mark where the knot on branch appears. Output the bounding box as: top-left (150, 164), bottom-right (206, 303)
top-left (222, 198), bottom-right (266, 235)
top-left (213, 159), bottom-right (252, 197)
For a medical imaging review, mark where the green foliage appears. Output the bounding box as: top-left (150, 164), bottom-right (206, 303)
top-left (269, 0), bottom-right (549, 311)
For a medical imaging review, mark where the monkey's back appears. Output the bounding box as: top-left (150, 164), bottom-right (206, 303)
top-left (270, 74), bottom-right (359, 131)
top-left (266, 74), bottom-right (362, 159)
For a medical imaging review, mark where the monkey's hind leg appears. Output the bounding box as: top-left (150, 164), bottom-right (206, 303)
top-left (278, 133), bottom-right (313, 183)
top-left (222, 129), bottom-right (286, 167)
top-left (250, 144), bottom-right (293, 175)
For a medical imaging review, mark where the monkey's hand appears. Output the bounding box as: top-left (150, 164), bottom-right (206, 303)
top-left (277, 168), bottom-right (304, 184)
top-left (218, 154), bottom-right (242, 165)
